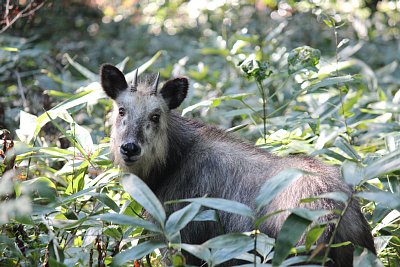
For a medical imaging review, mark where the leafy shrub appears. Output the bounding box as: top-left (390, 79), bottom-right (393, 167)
top-left (0, 1), bottom-right (399, 266)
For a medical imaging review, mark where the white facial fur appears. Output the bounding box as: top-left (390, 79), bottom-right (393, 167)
top-left (110, 84), bottom-right (169, 179)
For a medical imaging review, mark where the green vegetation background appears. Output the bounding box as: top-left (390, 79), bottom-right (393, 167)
top-left (0, 0), bottom-right (399, 266)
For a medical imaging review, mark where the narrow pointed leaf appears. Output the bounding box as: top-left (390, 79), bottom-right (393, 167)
top-left (165, 203), bottom-right (201, 240)
top-left (111, 240), bottom-right (166, 266)
top-left (364, 149), bottom-right (400, 179)
top-left (353, 247), bottom-right (384, 267)
top-left (174, 198), bottom-right (253, 218)
top-left (341, 160), bottom-right (364, 186)
top-left (93, 213), bottom-right (161, 233)
top-left (203, 233), bottom-right (253, 249)
top-left (272, 213), bottom-right (311, 266)
top-left (357, 191), bottom-right (400, 211)
top-left (122, 174), bottom-right (166, 226)
top-left (256, 169), bottom-right (304, 211)
top-left (179, 243), bottom-right (211, 263)
top-left (334, 138), bottom-right (361, 161)
top-left (65, 53), bottom-right (97, 81)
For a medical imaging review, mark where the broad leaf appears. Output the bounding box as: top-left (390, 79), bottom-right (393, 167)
top-left (272, 213), bottom-right (311, 266)
top-left (174, 198), bottom-right (254, 218)
top-left (111, 240), bottom-right (166, 266)
top-left (357, 191), bottom-right (400, 211)
top-left (122, 174), bottom-right (166, 226)
top-left (353, 247), bottom-right (384, 267)
top-left (92, 213), bottom-right (161, 233)
top-left (165, 203), bottom-right (201, 240)
top-left (256, 169), bottom-right (304, 211)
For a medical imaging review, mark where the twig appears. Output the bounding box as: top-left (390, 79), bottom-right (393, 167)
top-left (322, 195), bottom-right (353, 265)
top-left (14, 70), bottom-right (28, 109)
top-left (0, 0), bottom-right (46, 34)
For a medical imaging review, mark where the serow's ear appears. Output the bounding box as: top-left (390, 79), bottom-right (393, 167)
top-left (100, 64), bottom-right (128, 99)
top-left (159, 77), bottom-right (189, 109)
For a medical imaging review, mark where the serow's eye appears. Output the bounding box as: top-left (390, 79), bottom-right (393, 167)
top-left (150, 114), bottom-right (160, 123)
top-left (119, 108), bottom-right (126, 117)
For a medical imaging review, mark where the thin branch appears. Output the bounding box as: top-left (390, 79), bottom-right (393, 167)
top-left (0, 0), bottom-right (46, 34)
top-left (14, 70), bottom-right (28, 109)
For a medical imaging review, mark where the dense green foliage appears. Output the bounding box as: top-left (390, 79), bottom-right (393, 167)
top-left (0, 0), bottom-right (399, 266)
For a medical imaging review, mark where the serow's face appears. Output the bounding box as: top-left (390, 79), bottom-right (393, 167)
top-left (100, 64), bottom-right (188, 171)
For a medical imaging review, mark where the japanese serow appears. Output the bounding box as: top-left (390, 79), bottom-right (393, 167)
top-left (100, 64), bottom-right (375, 266)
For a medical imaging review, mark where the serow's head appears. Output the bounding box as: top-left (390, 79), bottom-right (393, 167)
top-left (100, 64), bottom-right (188, 175)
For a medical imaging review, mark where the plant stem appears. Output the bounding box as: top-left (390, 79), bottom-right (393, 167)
top-left (256, 81), bottom-right (267, 143)
top-left (322, 195), bottom-right (353, 265)
top-left (254, 228), bottom-right (258, 266)
top-left (333, 23), bottom-right (351, 144)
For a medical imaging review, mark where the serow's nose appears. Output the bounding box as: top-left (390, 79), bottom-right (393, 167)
top-left (120, 142), bottom-right (141, 157)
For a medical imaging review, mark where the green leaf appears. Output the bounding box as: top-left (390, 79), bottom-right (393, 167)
top-left (103, 226), bottom-right (122, 240)
top-left (239, 55), bottom-right (272, 82)
top-left (212, 238), bottom-right (254, 265)
top-left (272, 213), bottom-right (311, 266)
top-left (256, 169), bottom-right (304, 211)
top-left (1, 46), bottom-right (19, 52)
top-left (89, 193), bottom-right (120, 213)
top-left (203, 233), bottom-right (253, 249)
top-left (334, 138), bottom-right (361, 161)
top-left (232, 264), bottom-right (272, 267)
top-left (337, 38), bottom-right (349, 49)
top-left (374, 236), bottom-right (393, 254)
top-left (341, 160), bottom-right (364, 186)
top-left (174, 197), bottom-right (254, 218)
top-left (353, 247), bottom-right (384, 267)
top-left (21, 177), bottom-right (57, 200)
top-left (15, 110), bottom-right (37, 143)
top-left (64, 53), bottom-right (97, 81)
top-left (70, 123), bottom-right (94, 155)
top-left (165, 203), bottom-right (201, 240)
top-left (307, 75), bottom-right (354, 93)
top-left (125, 51), bottom-right (163, 83)
top-left (226, 124), bottom-right (248, 133)
top-left (121, 174), bottom-right (166, 226)
top-left (192, 210), bottom-right (218, 222)
top-left (182, 93), bottom-right (251, 116)
top-left (178, 243), bottom-right (211, 263)
top-left (287, 46), bottom-right (321, 74)
top-left (357, 191), bottom-right (400, 211)
top-left (319, 13), bottom-right (336, 28)
top-left (372, 210), bottom-right (400, 235)
top-left (82, 227), bottom-right (102, 247)
top-left (58, 187), bottom-right (97, 206)
top-left (111, 240), bottom-right (166, 266)
top-left (301, 191), bottom-right (349, 204)
top-left (364, 149), bottom-right (400, 179)
top-left (291, 208), bottom-right (331, 221)
top-left (201, 48), bottom-right (229, 56)
top-left (92, 213), bottom-right (161, 233)
top-left (305, 225), bottom-right (326, 250)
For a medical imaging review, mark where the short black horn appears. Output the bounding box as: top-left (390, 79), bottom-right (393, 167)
top-left (130, 68), bottom-right (138, 92)
top-left (151, 72), bottom-right (160, 95)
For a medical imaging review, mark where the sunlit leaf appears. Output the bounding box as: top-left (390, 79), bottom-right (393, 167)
top-left (288, 46), bottom-right (321, 74)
